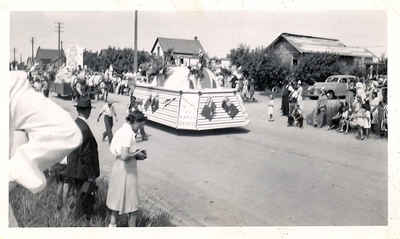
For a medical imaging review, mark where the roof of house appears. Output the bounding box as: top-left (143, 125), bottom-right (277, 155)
top-left (36, 48), bottom-right (65, 61)
top-left (269, 33), bottom-right (376, 58)
top-left (151, 37), bottom-right (205, 55)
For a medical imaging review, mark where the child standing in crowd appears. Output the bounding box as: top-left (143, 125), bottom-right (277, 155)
top-left (338, 103), bottom-right (351, 134)
top-left (292, 104), bottom-right (304, 128)
top-left (266, 94), bottom-right (274, 122)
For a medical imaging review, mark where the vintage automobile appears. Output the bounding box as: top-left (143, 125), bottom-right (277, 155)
top-left (306, 75), bottom-right (358, 99)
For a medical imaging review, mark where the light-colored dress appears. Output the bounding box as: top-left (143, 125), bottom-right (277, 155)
top-left (296, 86), bottom-right (303, 111)
top-left (107, 122), bottom-right (139, 214)
top-left (365, 110), bottom-right (371, 129)
top-left (370, 96), bottom-right (381, 124)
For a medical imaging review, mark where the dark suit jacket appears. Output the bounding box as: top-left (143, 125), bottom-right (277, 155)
top-left (65, 117), bottom-right (100, 180)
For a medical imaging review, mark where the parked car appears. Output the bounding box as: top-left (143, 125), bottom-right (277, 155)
top-left (306, 75), bottom-right (358, 99)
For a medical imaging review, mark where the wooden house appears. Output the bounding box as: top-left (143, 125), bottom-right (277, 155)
top-left (266, 33), bottom-right (377, 69)
top-left (151, 36), bottom-right (206, 66)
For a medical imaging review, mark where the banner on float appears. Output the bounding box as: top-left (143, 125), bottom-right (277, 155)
top-left (66, 45), bottom-right (83, 71)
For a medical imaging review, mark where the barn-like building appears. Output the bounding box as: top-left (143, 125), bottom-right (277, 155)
top-left (266, 33), bottom-right (377, 69)
top-left (35, 47), bottom-right (65, 66)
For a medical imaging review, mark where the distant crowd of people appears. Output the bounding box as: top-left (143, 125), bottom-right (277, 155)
top-left (321, 77), bottom-right (388, 140)
top-left (231, 76), bottom-right (256, 102)
top-left (272, 76), bottom-right (388, 140)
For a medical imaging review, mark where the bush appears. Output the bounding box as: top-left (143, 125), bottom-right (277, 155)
top-left (9, 176), bottom-right (174, 227)
top-left (291, 53), bottom-right (366, 84)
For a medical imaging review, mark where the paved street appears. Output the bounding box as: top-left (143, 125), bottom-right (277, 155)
top-left (52, 91), bottom-right (387, 226)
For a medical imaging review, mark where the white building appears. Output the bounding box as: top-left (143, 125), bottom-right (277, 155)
top-left (150, 36), bottom-right (206, 66)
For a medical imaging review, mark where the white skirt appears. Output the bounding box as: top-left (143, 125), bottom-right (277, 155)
top-left (106, 158), bottom-right (139, 214)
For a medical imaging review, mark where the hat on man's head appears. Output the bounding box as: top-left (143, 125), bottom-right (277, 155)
top-left (127, 110), bottom-right (147, 123)
top-left (74, 97), bottom-right (92, 109)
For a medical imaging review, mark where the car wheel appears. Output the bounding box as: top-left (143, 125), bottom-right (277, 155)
top-left (326, 91), bottom-right (335, 99)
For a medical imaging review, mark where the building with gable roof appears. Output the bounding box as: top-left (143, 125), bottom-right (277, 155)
top-left (35, 47), bottom-right (66, 66)
top-left (266, 33), bottom-right (377, 69)
top-left (150, 36), bottom-right (206, 66)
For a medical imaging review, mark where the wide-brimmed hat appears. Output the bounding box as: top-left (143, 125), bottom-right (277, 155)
top-left (74, 97), bottom-right (92, 109)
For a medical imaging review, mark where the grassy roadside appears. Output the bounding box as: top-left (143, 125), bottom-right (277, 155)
top-left (9, 176), bottom-right (174, 227)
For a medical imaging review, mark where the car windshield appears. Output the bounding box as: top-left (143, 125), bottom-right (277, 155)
top-left (326, 77), bottom-right (338, 83)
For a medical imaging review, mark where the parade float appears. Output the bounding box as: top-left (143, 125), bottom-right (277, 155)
top-left (50, 45), bottom-right (83, 97)
top-left (132, 60), bottom-right (250, 130)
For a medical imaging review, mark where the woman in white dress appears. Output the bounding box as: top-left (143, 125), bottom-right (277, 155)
top-left (107, 111), bottom-right (147, 227)
top-left (296, 81), bottom-right (303, 111)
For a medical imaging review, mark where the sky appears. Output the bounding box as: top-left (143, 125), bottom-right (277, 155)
top-left (9, 10), bottom-right (387, 62)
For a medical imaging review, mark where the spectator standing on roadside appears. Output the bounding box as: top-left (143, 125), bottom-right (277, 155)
top-left (107, 111), bottom-right (147, 227)
top-left (266, 94), bottom-right (275, 122)
top-left (296, 80), bottom-right (303, 111)
top-left (42, 79), bottom-right (49, 98)
top-left (313, 88), bottom-right (328, 128)
top-left (60, 97), bottom-right (100, 217)
top-left (280, 80), bottom-right (290, 116)
top-left (128, 95), bottom-right (148, 141)
top-left (97, 100), bottom-right (118, 144)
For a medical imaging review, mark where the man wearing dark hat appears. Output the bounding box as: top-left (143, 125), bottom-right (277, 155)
top-left (58, 97), bottom-right (100, 217)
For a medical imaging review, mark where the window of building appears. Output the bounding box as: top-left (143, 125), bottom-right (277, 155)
top-left (292, 58), bottom-right (298, 66)
top-left (157, 46), bottom-right (160, 56)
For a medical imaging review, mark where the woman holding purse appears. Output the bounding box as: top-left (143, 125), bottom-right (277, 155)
top-left (106, 111), bottom-right (147, 227)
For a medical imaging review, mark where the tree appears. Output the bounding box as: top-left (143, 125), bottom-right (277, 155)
top-left (83, 47), bottom-right (151, 73)
top-left (291, 53), bottom-right (343, 84)
top-left (227, 44), bottom-right (290, 90)
top-left (227, 43), bottom-right (251, 69)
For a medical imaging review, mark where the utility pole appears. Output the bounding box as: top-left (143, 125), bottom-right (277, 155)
top-left (31, 37), bottom-right (34, 63)
top-left (13, 48), bottom-right (16, 69)
top-left (55, 22), bottom-right (64, 59)
top-left (134, 10), bottom-right (138, 73)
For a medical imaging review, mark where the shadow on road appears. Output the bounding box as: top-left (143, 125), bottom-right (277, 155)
top-left (145, 120), bottom-right (250, 137)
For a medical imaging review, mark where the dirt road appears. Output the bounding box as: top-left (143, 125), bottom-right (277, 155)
top-left (52, 91), bottom-right (387, 226)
